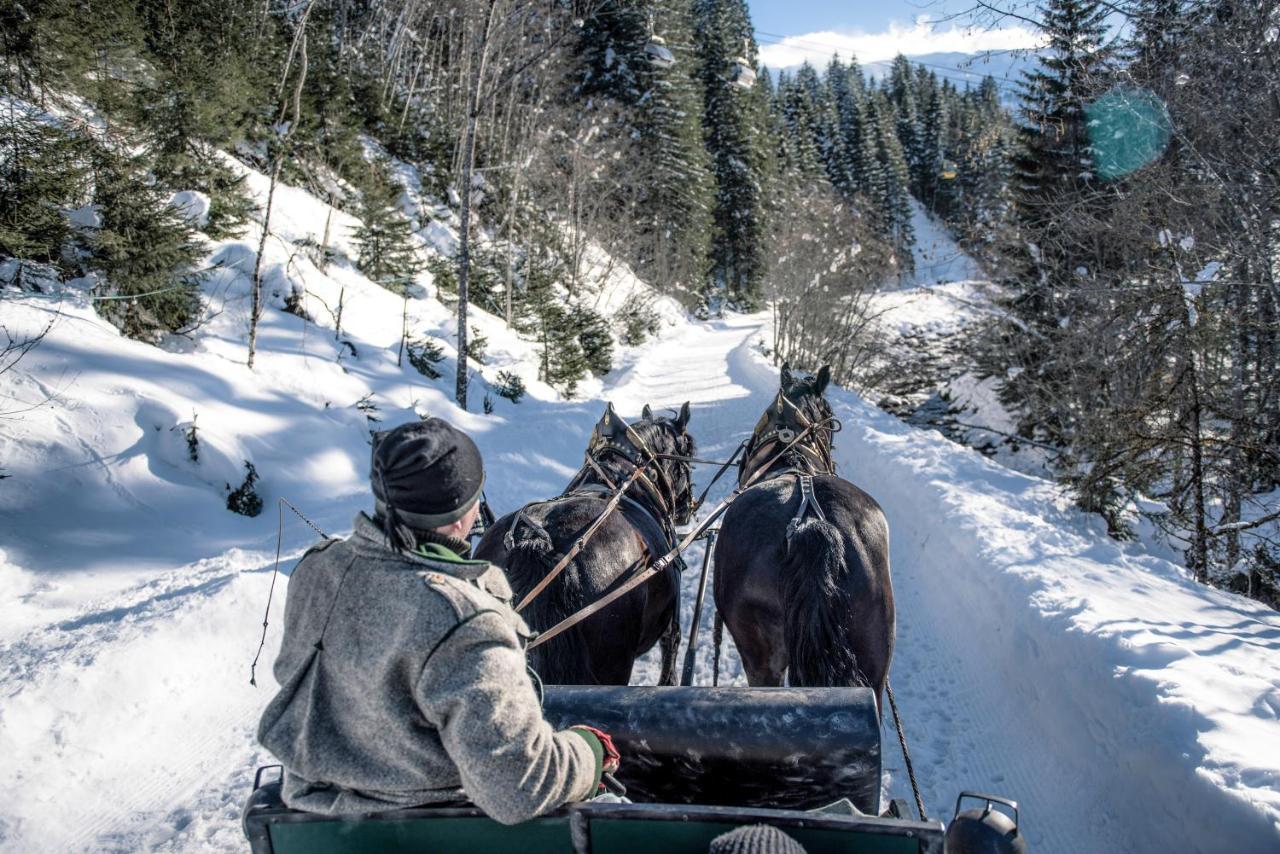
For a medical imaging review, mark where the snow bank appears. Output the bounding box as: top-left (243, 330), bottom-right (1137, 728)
top-left (902, 199), bottom-right (982, 288)
top-left (827, 378), bottom-right (1280, 852)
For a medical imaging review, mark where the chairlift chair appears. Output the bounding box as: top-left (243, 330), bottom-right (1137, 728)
top-left (729, 37), bottom-right (755, 90)
top-left (940, 159), bottom-right (958, 180)
top-left (644, 35), bottom-right (675, 69)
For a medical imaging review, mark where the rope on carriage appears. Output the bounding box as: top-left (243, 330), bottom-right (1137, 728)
top-left (886, 679), bottom-right (928, 821)
top-left (250, 498), bottom-right (331, 686)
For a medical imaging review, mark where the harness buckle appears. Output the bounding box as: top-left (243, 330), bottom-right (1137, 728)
top-left (777, 427), bottom-right (796, 443)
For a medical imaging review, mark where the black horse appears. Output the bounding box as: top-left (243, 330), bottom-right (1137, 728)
top-left (713, 365), bottom-right (894, 708)
top-left (477, 401), bottom-right (695, 685)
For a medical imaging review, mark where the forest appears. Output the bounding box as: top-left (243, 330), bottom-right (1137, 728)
top-left (1, 0), bottom-right (1277, 607)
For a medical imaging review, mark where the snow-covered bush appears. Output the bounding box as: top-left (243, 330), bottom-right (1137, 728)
top-left (407, 338), bottom-right (444, 379)
top-left (225, 462), bottom-right (263, 517)
top-left (494, 370), bottom-right (526, 403)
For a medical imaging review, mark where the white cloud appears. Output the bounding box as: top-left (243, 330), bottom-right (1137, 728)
top-left (756, 17), bottom-right (1044, 70)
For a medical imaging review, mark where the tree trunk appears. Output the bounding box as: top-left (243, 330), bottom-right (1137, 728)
top-left (454, 0), bottom-right (499, 409)
top-left (249, 7), bottom-right (313, 369)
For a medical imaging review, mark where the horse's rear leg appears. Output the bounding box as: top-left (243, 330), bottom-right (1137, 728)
top-left (726, 607), bottom-right (787, 687)
top-left (657, 611), bottom-right (680, 686)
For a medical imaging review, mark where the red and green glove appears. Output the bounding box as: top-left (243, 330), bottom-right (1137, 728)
top-left (569, 724), bottom-right (621, 793)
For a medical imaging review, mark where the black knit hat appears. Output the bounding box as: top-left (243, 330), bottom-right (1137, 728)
top-left (708, 825), bottom-right (807, 854)
top-left (371, 418), bottom-right (485, 534)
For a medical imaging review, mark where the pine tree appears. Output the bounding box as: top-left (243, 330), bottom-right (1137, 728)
top-left (351, 162), bottom-right (420, 294)
top-left (867, 93), bottom-right (915, 273)
top-left (87, 144), bottom-right (208, 340)
top-left (777, 73), bottom-right (823, 179)
top-left (917, 76), bottom-right (947, 211)
top-left (885, 55), bottom-right (923, 192)
top-left (999, 0), bottom-right (1115, 445)
top-left (0, 106), bottom-right (88, 267)
top-left (693, 0), bottom-right (767, 309)
top-left (517, 264), bottom-right (589, 398)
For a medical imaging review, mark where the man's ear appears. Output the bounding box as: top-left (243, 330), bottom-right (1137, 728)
top-left (816, 365), bottom-right (831, 394)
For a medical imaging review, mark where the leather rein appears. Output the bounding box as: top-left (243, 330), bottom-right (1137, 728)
top-left (509, 422), bottom-right (691, 613)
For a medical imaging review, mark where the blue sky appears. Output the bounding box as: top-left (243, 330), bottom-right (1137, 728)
top-left (745, 1), bottom-right (1044, 69)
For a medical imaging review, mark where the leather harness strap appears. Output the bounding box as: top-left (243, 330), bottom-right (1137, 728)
top-left (786, 474), bottom-right (827, 540)
top-left (511, 421), bottom-right (688, 614)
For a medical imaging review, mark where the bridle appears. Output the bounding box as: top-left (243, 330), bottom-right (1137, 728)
top-left (740, 390), bottom-right (837, 486)
top-left (565, 416), bottom-right (694, 536)
top-left (507, 413), bottom-right (693, 614)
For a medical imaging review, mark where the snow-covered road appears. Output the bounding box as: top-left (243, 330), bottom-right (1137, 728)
top-left (3, 310), bottom-right (1279, 852)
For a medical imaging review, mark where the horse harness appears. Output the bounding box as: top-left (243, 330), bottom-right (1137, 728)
top-left (505, 419), bottom-right (686, 612)
top-left (740, 391), bottom-right (837, 549)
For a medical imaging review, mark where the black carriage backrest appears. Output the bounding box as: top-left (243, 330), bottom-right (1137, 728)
top-left (540, 685), bottom-right (882, 814)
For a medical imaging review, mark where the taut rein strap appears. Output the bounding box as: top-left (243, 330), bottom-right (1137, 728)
top-left (512, 459), bottom-right (652, 613)
top-left (511, 421), bottom-right (687, 613)
top-left (528, 416), bottom-right (837, 651)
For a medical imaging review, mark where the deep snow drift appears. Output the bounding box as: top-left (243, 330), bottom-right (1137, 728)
top-left (2, 164), bottom-right (1279, 853)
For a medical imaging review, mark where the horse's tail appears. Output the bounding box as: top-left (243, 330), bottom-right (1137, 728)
top-left (501, 515), bottom-right (593, 684)
top-left (781, 517), bottom-right (861, 686)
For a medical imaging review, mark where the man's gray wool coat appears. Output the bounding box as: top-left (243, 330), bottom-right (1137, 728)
top-left (257, 513), bottom-right (597, 824)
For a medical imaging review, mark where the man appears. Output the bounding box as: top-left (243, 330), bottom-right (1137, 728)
top-left (258, 418), bottom-right (618, 824)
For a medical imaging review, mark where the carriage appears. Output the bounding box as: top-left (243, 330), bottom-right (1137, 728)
top-left (243, 366), bottom-right (1025, 853)
top-left (243, 684), bottom-right (1023, 853)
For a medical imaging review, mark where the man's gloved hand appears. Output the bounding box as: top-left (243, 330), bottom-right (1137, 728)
top-left (569, 724), bottom-right (621, 789)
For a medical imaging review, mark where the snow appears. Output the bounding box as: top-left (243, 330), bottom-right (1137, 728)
top-left (2, 150), bottom-right (1279, 852)
top-left (900, 199), bottom-right (982, 288)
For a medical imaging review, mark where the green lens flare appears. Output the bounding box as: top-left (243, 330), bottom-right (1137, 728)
top-left (1087, 87), bottom-right (1173, 180)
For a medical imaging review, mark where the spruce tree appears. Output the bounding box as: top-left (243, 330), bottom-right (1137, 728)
top-left (87, 144), bottom-right (208, 340)
top-left (693, 0), bottom-right (767, 308)
top-left (0, 107), bottom-right (88, 267)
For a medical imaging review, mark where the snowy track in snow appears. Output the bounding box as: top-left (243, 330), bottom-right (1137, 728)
top-left (2, 312), bottom-right (1279, 852)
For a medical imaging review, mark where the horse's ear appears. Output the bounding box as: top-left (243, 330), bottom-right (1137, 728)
top-left (642, 403), bottom-right (653, 420)
top-left (676, 401), bottom-right (691, 430)
top-left (780, 362), bottom-right (793, 389)
top-left (816, 365), bottom-right (831, 394)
